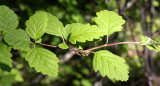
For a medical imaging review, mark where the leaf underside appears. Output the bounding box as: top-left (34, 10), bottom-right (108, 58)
top-left (25, 47), bottom-right (59, 77)
top-left (93, 50), bottom-right (129, 81)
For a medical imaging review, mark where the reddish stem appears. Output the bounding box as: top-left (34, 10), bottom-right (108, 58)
top-left (39, 43), bottom-right (57, 48)
top-left (86, 42), bottom-right (142, 51)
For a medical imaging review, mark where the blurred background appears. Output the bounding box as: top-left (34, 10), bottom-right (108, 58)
top-left (0, 0), bottom-right (160, 86)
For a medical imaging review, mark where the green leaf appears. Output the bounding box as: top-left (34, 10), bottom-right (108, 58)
top-left (95, 10), bottom-right (125, 37)
top-left (0, 42), bottom-right (12, 69)
top-left (0, 51), bottom-right (12, 67)
top-left (35, 38), bottom-right (42, 43)
top-left (93, 50), bottom-right (129, 81)
top-left (0, 42), bottom-right (11, 52)
top-left (0, 68), bottom-right (23, 86)
top-left (4, 29), bottom-right (30, 51)
top-left (0, 5), bottom-right (18, 31)
top-left (58, 43), bottom-right (69, 49)
top-left (141, 36), bottom-right (160, 52)
top-left (26, 11), bottom-right (48, 40)
top-left (45, 13), bottom-right (64, 37)
top-left (63, 23), bottom-right (105, 44)
top-left (25, 47), bottom-right (59, 77)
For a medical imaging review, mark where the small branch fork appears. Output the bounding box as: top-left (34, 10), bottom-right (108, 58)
top-left (37, 42), bottom-right (143, 56)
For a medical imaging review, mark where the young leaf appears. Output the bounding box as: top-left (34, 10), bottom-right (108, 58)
top-left (4, 29), bottom-right (30, 51)
top-left (63, 23), bottom-right (105, 44)
top-left (45, 13), bottom-right (64, 37)
top-left (93, 50), bottom-right (129, 81)
top-left (95, 10), bottom-right (125, 37)
top-left (0, 5), bottom-right (19, 31)
top-left (141, 36), bottom-right (160, 52)
top-left (25, 47), bottom-right (59, 77)
top-left (26, 11), bottom-right (48, 40)
top-left (58, 43), bottom-right (69, 49)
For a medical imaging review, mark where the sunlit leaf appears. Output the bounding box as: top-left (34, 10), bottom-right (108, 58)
top-left (0, 5), bottom-right (18, 31)
top-left (63, 23), bottom-right (105, 44)
top-left (93, 50), bottom-right (129, 81)
top-left (58, 43), bottom-right (69, 49)
top-left (4, 29), bottom-right (30, 51)
top-left (25, 47), bottom-right (59, 77)
top-left (141, 36), bottom-right (160, 52)
top-left (26, 11), bottom-right (48, 40)
top-left (95, 10), bottom-right (125, 37)
top-left (45, 13), bottom-right (64, 37)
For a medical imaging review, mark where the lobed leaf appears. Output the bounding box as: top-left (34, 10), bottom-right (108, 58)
top-left (0, 5), bottom-right (18, 31)
top-left (63, 23), bottom-right (105, 44)
top-left (95, 10), bottom-right (125, 37)
top-left (93, 50), bottom-right (129, 81)
top-left (25, 47), bottom-right (59, 77)
top-left (141, 36), bottom-right (160, 52)
top-left (45, 13), bottom-right (64, 37)
top-left (26, 11), bottom-right (48, 40)
top-left (4, 29), bottom-right (30, 51)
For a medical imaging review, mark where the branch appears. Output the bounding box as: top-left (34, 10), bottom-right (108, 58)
top-left (70, 42), bottom-right (143, 56)
top-left (39, 43), bottom-right (57, 48)
top-left (37, 42), bottom-right (143, 56)
top-left (0, 34), bottom-right (3, 36)
top-left (86, 42), bottom-right (142, 51)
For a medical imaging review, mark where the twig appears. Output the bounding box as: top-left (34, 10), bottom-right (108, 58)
top-left (39, 43), bottom-right (57, 48)
top-left (70, 42), bottom-right (143, 56)
top-left (86, 42), bottom-right (142, 51)
top-left (0, 34), bottom-right (3, 36)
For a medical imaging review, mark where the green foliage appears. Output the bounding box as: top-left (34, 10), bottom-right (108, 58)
top-left (0, 68), bottom-right (23, 86)
top-left (0, 5), bottom-right (18, 31)
top-left (58, 43), bottom-right (69, 49)
top-left (26, 11), bottom-right (48, 40)
top-left (0, 42), bottom-right (11, 52)
top-left (45, 13), bottom-right (64, 37)
top-left (25, 47), bottom-right (59, 77)
top-left (0, 42), bottom-right (12, 67)
top-left (4, 29), bottom-right (30, 51)
top-left (63, 23), bottom-right (105, 44)
top-left (93, 50), bottom-right (129, 81)
top-left (95, 10), bottom-right (125, 37)
top-left (141, 36), bottom-right (160, 52)
top-left (0, 50), bottom-right (12, 67)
